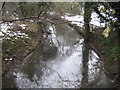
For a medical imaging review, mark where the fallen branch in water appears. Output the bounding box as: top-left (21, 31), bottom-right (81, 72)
top-left (89, 43), bottom-right (102, 60)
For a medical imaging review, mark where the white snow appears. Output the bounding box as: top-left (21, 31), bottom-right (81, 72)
top-left (62, 15), bottom-right (84, 27)
top-left (4, 58), bottom-right (13, 61)
top-left (0, 23), bottom-right (29, 40)
top-left (19, 24), bottom-right (27, 30)
top-left (62, 12), bottom-right (106, 28)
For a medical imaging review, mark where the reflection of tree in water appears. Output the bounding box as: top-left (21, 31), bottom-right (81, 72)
top-left (41, 45), bottom-right (58, 60)
top-left (2, 75), bottom-right (17, 88)
top-left (21, 36), bottom-right (58, 82)
top-left (81, 2), bottom-right (91, 88)
top-left (21, 47), bottom-right (44, 82)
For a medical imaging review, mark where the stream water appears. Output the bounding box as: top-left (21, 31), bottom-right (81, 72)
top-left (2, 22), bottom-right (114, 88)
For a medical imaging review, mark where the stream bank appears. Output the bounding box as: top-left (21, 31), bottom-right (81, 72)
top-left (2, 22), bottom-right (44, 77)
top-left (89, 29), bottom-right (118, 88)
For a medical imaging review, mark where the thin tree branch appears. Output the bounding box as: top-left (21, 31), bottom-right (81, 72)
top-left (1, 16), bottom-right (40, 23)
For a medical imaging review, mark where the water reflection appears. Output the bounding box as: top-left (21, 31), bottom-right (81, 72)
top-left (3, 23), bottom-right (112, 88)
top-left (14, 39), bottom-right (84, 88)
top-left (2, 75), bottom-right (17, 88)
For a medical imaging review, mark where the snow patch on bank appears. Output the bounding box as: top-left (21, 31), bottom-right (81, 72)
top-left (61, 15), bottom-right (84, 27)
top-left (0, 23), bottom-right (29, 40)
top-left (61, 12), bottom-right (106, 28)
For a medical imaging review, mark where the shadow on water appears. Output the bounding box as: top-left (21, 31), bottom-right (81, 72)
top-left (2, 22), bottom-right (114, 88)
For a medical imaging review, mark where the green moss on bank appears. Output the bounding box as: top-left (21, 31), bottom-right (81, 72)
top-left (2, 22), bottom-right (43, 74)
top-left (101, 30), bottom-right (119, 77)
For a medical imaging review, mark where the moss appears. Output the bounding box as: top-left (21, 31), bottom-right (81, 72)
top-left (106, 46), bottom-right (119, 62)
top-left (2, 36), bottom-right (39, 59)
top-left (3, 34), bottom-right (38, 60)
top-left (2, 37), bottom-right (27, 59)
top-left (27, 41), bottom-right (38, 52)
top-left (2, 22), bottom-right (43, 61)
top-left (102, 30), bottom-right (118, 63)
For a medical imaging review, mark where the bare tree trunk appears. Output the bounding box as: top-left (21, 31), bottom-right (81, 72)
top-left (84, 2), bottom-right (92, 43)
top-left (0, 2), bottom-right (5, 15)
top-left (81, 2), bottom-right (92, 88)
top-left (117, 11), bottom-right (120, 88)
top-left (81, 43), bottom-right (89, 88)
top-left (0, 2), bottom-right (4, 89)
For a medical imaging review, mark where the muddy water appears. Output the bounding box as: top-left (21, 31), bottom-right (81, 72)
top-left (2, 23), bottom-right (113, 88)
